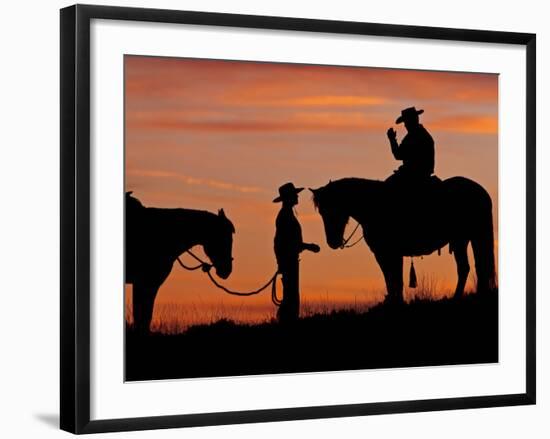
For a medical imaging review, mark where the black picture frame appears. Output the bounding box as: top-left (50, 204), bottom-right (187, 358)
top-left (60, 4), bottom-right (536, 434)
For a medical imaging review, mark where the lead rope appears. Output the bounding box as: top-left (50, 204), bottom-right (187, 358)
top-left (176, 250), bottom-right (282, 306)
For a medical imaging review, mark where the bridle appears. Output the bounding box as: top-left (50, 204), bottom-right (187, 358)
top-left (340, 221), bottom-right (364, 249)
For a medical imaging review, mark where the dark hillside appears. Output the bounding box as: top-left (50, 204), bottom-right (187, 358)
top-left (126, 291), bottom-right (498, 381)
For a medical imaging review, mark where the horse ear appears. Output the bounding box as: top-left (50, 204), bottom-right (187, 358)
top-left (309, 188), bottom-right (318, 194)
top-left (218, 208), bottom-right (226, 218)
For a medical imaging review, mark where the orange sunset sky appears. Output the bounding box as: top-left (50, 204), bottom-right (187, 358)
top-left (124, 55), bottom-right (498, 329)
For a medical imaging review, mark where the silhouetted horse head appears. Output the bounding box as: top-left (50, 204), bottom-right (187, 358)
top-left (204, 209), bottom-right (235, 279)
top-left (310, 182), bottom-right (350, 250)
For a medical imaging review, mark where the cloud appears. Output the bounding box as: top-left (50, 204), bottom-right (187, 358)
top-left (125, 56), bottom-right (498, 113)
top-left (429, 115), bottom-right (498, 134)
top-left (128, 169), bottom-right (263, 194)
top-left (245, 95), bottom-right (389, 108)
top-left (126, 110), bottom-right (387, 133)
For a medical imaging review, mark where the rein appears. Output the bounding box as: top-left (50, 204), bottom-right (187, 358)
top-left (337, 220), bottom-right (416, 288)
top-left (177, 250), bottom-right (282, 306)
top-left (340, 222), bottom-right (364, 249)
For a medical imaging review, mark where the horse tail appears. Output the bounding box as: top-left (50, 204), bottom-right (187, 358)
top-left (471, 190), bottom-right (497, 292)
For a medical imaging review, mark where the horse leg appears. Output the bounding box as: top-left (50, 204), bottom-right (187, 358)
top-left (375, 252), bottom-right (404, 305)
top-left (471, 235), bottom-right (496, 294)
top-left (452, 241), bottom-right (470, 299)
top-left (132, 283), bottom-right (158, 334)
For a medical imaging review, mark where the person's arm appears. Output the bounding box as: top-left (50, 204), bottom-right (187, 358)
top-left (297, 224), bottom-right (320, 253)
top-left (301, 242), bottom-right (320, 253)
top-left (387, 128), bottom-right (402, 160)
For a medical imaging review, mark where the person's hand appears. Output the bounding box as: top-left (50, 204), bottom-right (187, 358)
top-left (308, 243), bottom-right (321, 253)
top-left (387, 127), bottom-right (397, 141)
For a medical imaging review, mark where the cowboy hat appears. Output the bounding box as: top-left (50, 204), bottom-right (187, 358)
top-left (396, 106), bottom-right (424, 124)
top-left (273, 182), bottom-right (304, 203)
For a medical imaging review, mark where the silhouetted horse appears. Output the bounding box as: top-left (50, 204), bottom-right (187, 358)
top-left (125, 192), bottom-right (235, 332)
top-left (311, 178), bottom-right (496, 304)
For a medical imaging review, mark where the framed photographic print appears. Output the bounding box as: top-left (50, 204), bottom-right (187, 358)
top-left (60, 4), bottom-right (536, 434)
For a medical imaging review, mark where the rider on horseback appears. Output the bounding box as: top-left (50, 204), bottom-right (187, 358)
top-left (385, 106), bottom-right (435, 186)
top-left (384, 107), bottom-right (441, 271)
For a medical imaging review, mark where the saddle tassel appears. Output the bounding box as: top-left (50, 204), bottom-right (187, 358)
top-left (409, 258), bottom-right (417, 289)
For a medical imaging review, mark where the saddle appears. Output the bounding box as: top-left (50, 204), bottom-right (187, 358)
top-left (385, 172), bottom-right (441, 203)
top-left (382, 174), bottom-right (445, 255)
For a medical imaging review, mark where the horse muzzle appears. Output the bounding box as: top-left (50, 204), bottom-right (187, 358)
top-left (216, 267), bottom-right (232, 279)
top-left (327, 237), bottom-right (344, 250)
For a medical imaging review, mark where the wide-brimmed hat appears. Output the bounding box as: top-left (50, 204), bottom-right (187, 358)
top-left (273, 182), bottom-right (304, 203)
top-left (396, 106), bottom-right (424, 124)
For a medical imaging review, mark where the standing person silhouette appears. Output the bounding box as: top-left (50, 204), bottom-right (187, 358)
top-left (386, 107), bottom-right (435, 186)
top-left (273, 182), bottom-right (320, 324)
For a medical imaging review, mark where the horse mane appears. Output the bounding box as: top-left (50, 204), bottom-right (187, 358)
top-left (312, 177), bottom-right (383, 209)
top-left (126, 192), bottom-right (235, 234)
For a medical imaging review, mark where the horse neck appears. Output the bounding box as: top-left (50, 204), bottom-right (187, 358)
top-left (339, 179), bottom-right (382, 225)
top-left (163, 208), bottom-right (217, 253)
